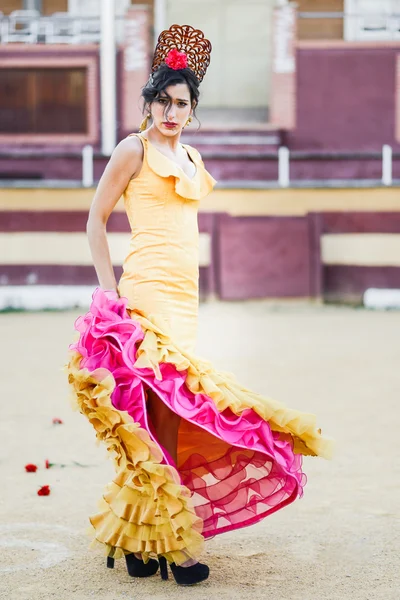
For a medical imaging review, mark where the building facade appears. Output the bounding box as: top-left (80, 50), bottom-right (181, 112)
top-left (1, 1), bottom-right (400, 305)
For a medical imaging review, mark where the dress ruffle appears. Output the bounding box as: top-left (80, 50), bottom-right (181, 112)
top-left (139, 134), bottom-right (217, 201)
top-left (130, 304), bottom-right (333, 460)
top-left (68, 353), bottom-right (204, 566)
top-left (67, 289), bottom-right (332, 561)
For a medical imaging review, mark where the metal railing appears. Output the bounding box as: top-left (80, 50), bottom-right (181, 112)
top-left (3, 8), bottom-right (400, 45)
top-left (0, 145), bottom-right (397, 189)
top-left (277, 145), bottom-right (395, 188)
top-left (0, 10), bottom-right (126, 45)
top-left (0, 11), bottom-right (101, 44)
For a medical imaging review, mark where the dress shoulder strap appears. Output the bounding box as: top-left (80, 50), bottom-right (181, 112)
top-left (127, 132), bottom-right (147, 148)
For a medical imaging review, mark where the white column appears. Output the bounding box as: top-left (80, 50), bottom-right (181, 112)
top-left (344, 0), bottom-right (355, 41)
top-left (382, 144), bottom-right (393, 186)
top-left (154, 0), bottom-right (167, 43)
top-left (100, 0), bottom-right (117, 155)
top-left (278, 147), bottom-right (290, 188)
top-left (82, 145), bottom-right (94, 187)
top-left (68, 0), bottom-right (99, 15)
top-left (68, 0), bottom-right (81, 14)
top-left (24, 0), bottom-right (41, 11)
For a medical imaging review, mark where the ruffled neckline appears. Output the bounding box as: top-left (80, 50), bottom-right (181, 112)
top-left (137, 133), bottom-right (217, 201)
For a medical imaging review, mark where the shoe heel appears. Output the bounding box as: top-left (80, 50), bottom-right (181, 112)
top-left (124, 553), bottom-right (159, 578)
top-left (169, 561), bottom-right (210, 585)
top-left (159, 556), bottom-right (169, 580)
top-left (107, 556), bottom-right (115, 569)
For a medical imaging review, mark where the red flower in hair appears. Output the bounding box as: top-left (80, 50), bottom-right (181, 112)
top-left (38, 485), bottom-right (51, 496)
top-left (25, 463), bottom-right (38, 473)
top-left (165, 48), bottom-right (188, 70)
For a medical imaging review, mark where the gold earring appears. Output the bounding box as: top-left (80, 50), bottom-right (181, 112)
top-left (184, 116), bottom-right (193, 128)
top-left (139, 113), bottom-right (151, 132)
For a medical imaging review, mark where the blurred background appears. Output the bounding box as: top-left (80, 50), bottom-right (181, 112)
top-left (1, 6), bottom-right (400, 597)
top-left (1, 0), bottom-right (400, 308)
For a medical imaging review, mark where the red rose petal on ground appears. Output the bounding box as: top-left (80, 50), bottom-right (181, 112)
top-left (52, 418), bottom-right (63, 425)
top-left (25, 463), bottom-right (38, 473)
top-left (45, 459), bottom-right (51, 469)
top-left (37, 485), bottom-right (51, 496)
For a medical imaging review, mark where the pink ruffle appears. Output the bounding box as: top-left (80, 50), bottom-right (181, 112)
top-left (71, 288), bottom-right (306, 538)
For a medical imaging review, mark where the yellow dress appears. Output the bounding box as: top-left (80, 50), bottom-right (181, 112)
top-left (119, 133), bottom-right (211, 352)
top-left (67, 133), bottom-right (332, 567)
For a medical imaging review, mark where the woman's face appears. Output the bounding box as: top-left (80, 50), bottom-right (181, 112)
top-left (150, 83), bottom-right (193, 136)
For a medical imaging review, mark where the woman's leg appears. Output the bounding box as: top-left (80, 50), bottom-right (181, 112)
top-left (147, 388), bottom-right (181, 465)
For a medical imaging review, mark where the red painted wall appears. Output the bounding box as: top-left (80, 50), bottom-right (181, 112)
top-left (317, 211), bottom-right (400, 302)
top-left (2, 209), bottom-right (400, 302)
top-left (216, 215), bottom-right (313, 299)
top-left (287, 45), bottom-right (400, 152)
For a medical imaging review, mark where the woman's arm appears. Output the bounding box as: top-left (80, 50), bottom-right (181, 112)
top-left (86, 136), bottom-right (143, 292)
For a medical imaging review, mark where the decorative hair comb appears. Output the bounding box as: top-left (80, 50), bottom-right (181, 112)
top-left (151, 24), bottom-right (212, 83)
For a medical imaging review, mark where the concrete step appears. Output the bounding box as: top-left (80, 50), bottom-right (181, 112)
top-left (181, 129), bottom-right (282, 154)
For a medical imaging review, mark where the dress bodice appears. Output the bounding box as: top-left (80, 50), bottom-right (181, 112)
top-left (118, 133), bottom-right (216, 352)
top-left (122, 133), bottom-right (217, 230)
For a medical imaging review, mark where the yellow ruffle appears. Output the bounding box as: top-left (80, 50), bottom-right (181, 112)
top-left (67, 353), bottom-right (204, 565)
top-left (130, 310), bottom-right (334, 459)
top-left (140, 134), bottom-right (217, 201)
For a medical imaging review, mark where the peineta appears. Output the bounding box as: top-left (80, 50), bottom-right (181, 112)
top-left (151, 24), bottom-right (212, 83)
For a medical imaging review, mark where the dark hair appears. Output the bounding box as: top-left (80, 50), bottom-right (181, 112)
top-left (141, 63), bottom-right (200, 124)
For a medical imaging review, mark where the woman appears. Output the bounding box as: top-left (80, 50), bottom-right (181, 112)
top-left (67, 24), bottom-right (332, 587)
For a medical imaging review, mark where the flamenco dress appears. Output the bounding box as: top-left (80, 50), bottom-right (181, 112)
top-left (67, 133), bottom-right (332, 567)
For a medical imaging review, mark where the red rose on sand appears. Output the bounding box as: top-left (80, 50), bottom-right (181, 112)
top-left (25, 463), bottom-right (38, 473)
top-left (38, 485), bottom-right (51, 496)
top-left (165, 48), bottom-right (188, 70)
top-left (52, 418), bottom-right (63, 425)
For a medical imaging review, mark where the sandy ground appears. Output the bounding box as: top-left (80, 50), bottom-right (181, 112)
top-left (0, 300), bottom-right (399, 600)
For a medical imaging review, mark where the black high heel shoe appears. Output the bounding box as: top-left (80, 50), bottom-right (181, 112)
top-left (158, 556), bottom-right (209, 585)
top-left (107, 553), bottom-right (159, 577)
